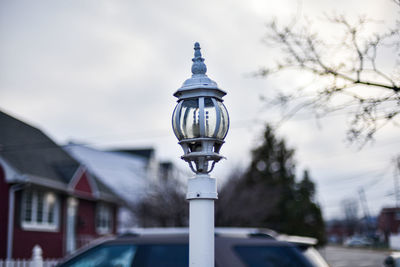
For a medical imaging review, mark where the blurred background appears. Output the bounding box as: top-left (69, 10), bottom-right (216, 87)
top-left (1, 0), bottom-right (399, 265)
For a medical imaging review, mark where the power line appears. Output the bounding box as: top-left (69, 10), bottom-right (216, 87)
top-left (319, 167), bottom-right (390, 186)
top-left (320, 163), bottom-right (395, 218)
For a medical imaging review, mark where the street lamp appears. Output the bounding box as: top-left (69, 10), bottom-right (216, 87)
top-left (172, 42), bottom-right (229, 267)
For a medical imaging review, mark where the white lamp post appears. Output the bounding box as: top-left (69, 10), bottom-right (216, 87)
top-left (172, 42), bottom-right (229, 267)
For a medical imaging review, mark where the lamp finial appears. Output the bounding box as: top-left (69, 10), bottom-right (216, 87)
top-left (191, 42), bottom-right (207, 75)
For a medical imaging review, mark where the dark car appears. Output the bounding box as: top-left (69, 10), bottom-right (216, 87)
top-left (57, 228), bottom-right (329, 267)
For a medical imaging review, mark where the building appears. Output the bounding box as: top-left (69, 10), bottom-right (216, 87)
top-left (64, 144), bottom-right (186, 229)
top-left (111, 148), bottom-right (159, 181)
top-left (378, 207), bottom-right (400, 243)
top-left (0, 110), bottom-right (121, 259)
top-left (64, 144), bottom-right (152, 229)
top-left (325, 219), bottom-right (348, 244)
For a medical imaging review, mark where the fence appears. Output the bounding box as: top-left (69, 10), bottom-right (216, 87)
top-left (0, 261), bottom-right (58, 267)
top-left (0, 245), bottom-right (59, 267)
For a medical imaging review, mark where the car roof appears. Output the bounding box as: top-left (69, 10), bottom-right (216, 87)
top-left (58, 228), bottom-right (315, 265)
top-left (116, 227), bottom-right (316, 245)
top-left (109, 232), bottom-right (293, 248)
top-left (118, 227), bottom-right (277, 238)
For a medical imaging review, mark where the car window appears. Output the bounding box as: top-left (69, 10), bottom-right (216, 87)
top-left (62, 244), bottom-right (136, 267)
top-left (234, 245), bottom-right (314, 267)
top-left (60, 244), bottom-right (189, 267)
top-left (132, 244), bottom-right (188, 267)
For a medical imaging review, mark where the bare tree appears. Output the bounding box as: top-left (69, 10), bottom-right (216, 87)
top-left (341, 198), bottom-right (359, 235)
top-left (216, 168), bottom-right (281, 227)
top-left (258, 0), bottom-right (400, 145)
top-left (135, 176), bottom-right (188, 227)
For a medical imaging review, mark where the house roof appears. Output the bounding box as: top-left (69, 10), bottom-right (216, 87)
top-left (65, 143), bottom-right (150, 204)
top-left (111, 148), bottom-right (155, 161)
top-left (0, 110), bottom-right (119, 203)
top-left (0, 110), bottom-right (79, 184)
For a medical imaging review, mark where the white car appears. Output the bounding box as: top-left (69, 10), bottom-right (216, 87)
top-left (344, 237), bottom-right (372, 247)
top-left (384, 252), bottom-right (400, 267)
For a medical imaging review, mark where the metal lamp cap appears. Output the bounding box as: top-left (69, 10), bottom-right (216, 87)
top-left (174, 42), bottom-right (226, 100)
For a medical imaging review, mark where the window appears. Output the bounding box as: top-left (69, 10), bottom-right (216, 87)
top-left (234, 245), bottom-right (313, 267)
top-left (60, 244), bottom-right (189, 267)
top-left (395, 211), bottom-right (400, 221)
top-left (62, 244), bottom-right (136, 267)
top-left (21, 189), bottom-right (59, 231)
top-left (132, 244), bottom-right (188, 267)
top-left (96, 203), bottom-right (113, 234)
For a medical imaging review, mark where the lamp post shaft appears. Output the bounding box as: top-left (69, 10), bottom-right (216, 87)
top-left (173, 43), bottom-right (228, 267)
top-left (187, 174), bottom-right (217, 267)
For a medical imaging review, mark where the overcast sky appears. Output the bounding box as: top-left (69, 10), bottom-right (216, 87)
top-left (1, 0), bottom-right (398, 220)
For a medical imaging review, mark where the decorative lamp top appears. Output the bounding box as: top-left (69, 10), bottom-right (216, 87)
top-left (172, 42), bottom-right (230, 174)
top-left (191, 42), bottom-right (207, 75)
top-left (174, 42), bottom-right (226, 100)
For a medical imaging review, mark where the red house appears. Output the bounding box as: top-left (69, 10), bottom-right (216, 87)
top-left (0, 110), bottom-right (121, 259)
top-left (378, 207), bottom-right (400, 243)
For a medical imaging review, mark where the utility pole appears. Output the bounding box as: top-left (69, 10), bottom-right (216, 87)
top-left (358, 188), bottom-right (372, 235)
top-left (394, 156), bottom-right (400, 208)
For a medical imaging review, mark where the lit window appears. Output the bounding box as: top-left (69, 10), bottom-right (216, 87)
top-left (96, 203), bottom-right (113, 234)
top-left (21, 189), bottom-right (59, 231)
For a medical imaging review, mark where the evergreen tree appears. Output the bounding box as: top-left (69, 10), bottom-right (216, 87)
top-left (216, 125), bottom-right (326, 244)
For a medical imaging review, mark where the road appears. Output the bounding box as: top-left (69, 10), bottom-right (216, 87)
top-left (320, 246), bottom-right (389, 267)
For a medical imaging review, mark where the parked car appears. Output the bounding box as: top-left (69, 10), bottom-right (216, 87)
top-left (57, 228), bottom-right (329, 267)
top-left (343, 236), bottom-right (372, 247)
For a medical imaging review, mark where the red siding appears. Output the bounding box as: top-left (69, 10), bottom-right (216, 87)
top-left (73, 172), bottom-right (93, 197)
top-left (12, 192), bottom-right (66, 259)
top-left (5, 171), bottom-right (118, 259)
top-left (0, 165), bottom-right (9, 258)
top-left (12, 195), bottom-right (118, 258)
top-left (378, 208), bottom-right (400, 235)
top-left (77, 199), bottom-right (96, 236)
top-left (76, 200), bottom-right (118, 248)
top-left (76, 199), bottom-right (97, 248)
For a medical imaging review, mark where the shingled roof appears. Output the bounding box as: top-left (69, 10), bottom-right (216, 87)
top-left (111, 148), bottom-right (155, 161)
top-left (0, 110), bottom-right (118, 202)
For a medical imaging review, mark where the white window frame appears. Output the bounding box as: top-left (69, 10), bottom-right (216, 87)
top-left (96, 203), bottom-right (113, 235)
top-left (21, 188), bottom-right (60, 232)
